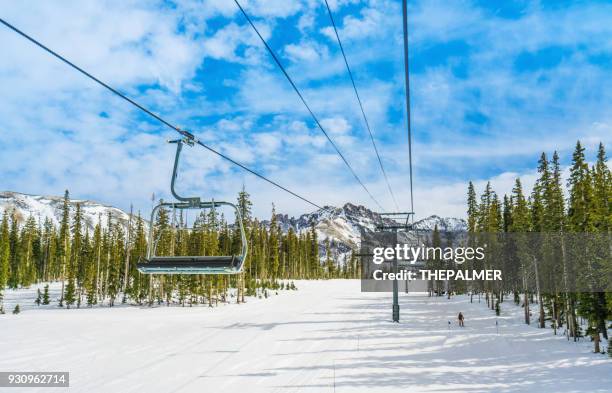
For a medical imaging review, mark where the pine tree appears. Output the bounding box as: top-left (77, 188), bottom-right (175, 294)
top-left (237, 185), bottom-right (253, 224)
top-left (502, 195), bottom-right (512, 232)
top-left (544, 151), bottom-right (567, 335)
top-left (8, 214), bottom-right (19, 289)
top-left (41, 217), bottom-right (53, 282)
top-left (0, 212), bottom-right (10, 307)
top-left (65, 203), bottom-right (83, 309)
top-left (567, 141), bottom-right (604, 347)
top-left (591, 144), bottom-right (611, 340)
top-left (546, 152), bottom-right (566, 232)
top-left (269, 205), bottom-right (280, 281)
top-left (532, 154), bottom-right (554, 328)
top-left (567, 141), bottom-right (594, 231)
top-left (64, 272), bottom-right (76, 309)
top-left (510, 178), bottom-right (531, 325)
top-left (510, 179), bottom-right (530, 232)
top-left (324, 238), bottom-right (334, 278)
top-left (309, 223), bottom-right (319, 278)
top-left (58, 190), bottom-right (71, 307)
top-left (106, 222), bottom-right (123, 307)
top-left (12, 304), bottom-right (20, 314)
top-left (42, 284), bottom-right (50, 305)
top-left (591, 143), bottom-right (611, 231)
top-left (130, 213), bottom-right (148, 304)
top-left (467, 181), bottom-right (478, 233)
top-left (19, 215), bottom-right (38, 287)
top-left (91, 219), bottom-right (103, 305)
top-left (466, 182), bottom-right (479, 303)
top-left (531, 153), bottom-right (550, 232)
top-left (486, 193), bottom-right (502, 310)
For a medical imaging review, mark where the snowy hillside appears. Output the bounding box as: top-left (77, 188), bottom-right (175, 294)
top-left (0, 191), bottom-right (131, 232)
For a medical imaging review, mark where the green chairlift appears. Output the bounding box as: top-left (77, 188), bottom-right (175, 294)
top-left (137, 137), bottom-right (247, 275)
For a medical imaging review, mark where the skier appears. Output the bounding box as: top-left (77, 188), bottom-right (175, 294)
top-left (458, 312), bottom-right (464, 327)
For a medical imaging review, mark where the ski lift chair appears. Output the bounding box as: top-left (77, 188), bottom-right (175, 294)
top-left (137, 137), bottom-right (247, 275)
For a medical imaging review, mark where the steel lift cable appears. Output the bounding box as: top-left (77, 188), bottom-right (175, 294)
top-left (234, 0), bottom-right (386, 213)
top-left (0, 17), bottom-right (325, 211)
top-left (323, 0), bottom-right (400, 212)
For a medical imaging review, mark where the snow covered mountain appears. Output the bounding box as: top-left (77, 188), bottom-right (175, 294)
top-left (0, 191), bottom-right (131, 232)
top-left (269, 203), bottom-right (467, 259)
top-left (412, 215), bottom-right (467, 232)
top-left (0, 191), bottom-right (466, 259)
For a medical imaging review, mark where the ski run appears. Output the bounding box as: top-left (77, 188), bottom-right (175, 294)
top-left (2, 280), bottom-right (610, 393)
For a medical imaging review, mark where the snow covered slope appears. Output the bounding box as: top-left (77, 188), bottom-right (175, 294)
top-left (0, 191), bottom-right (131, 232)
top-left (1, 281), bottom-right (609, 393)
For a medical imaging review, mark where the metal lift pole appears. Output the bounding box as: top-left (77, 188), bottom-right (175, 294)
top-left (395, 0), bottom-right (414, 323)
top-left (392, 243), bottom-right (400, 322)
top-left (378, 213), bottom-right (413, 322)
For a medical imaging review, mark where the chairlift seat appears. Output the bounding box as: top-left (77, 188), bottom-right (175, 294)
top-left (136, 138), bottom-right (248, 275)
top-left (137, 256), bottom-right (243, 274)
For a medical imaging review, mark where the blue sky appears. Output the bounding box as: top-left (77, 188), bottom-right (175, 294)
top-left (0, 0), bottom-right (610, 219)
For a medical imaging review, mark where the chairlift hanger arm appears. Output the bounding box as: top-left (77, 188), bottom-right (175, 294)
top-left (168, 138), bottom-right (200, 206)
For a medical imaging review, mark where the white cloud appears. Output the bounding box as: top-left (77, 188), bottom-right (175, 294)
top-left (284, 41), bottom-right (326, 63)
top-left (253, 132), bottom-right (282, 155)
top-left (240, 0), bottom-right (303, 18)
top-left (320, 116), bottom-right (351, 135)
top-left (1, 0), bottom-right (610, 221)
top-left (322, 1), bottom-right (397, 42)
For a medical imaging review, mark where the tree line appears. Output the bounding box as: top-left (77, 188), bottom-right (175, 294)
top-left (0, 187), bottom-right (359, 311)
top-left (463, 141), bottom-right (611, 354)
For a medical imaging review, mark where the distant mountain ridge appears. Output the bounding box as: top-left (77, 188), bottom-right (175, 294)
top-left (0, 191), bottom-right (467, 262)
top-left (267, 203), bottom-right (467, 250)
top-left (0, 191), bottom-right (130, 231)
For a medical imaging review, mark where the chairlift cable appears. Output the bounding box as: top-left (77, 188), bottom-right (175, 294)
top-left (234, 0), bottom-right (386, 212)
top-left (0, 17), bottom-right (325, 211)
top-left (323, 0), bottom-right (400, 212)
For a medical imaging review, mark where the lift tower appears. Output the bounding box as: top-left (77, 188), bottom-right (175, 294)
top-left (376, 212), bottom-right (414, 322)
